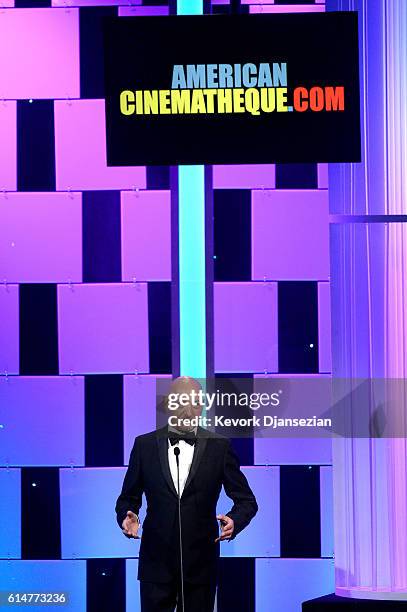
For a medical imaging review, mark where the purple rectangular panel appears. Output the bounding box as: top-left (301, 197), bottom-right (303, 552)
top-left (252, 190), bottom-right (329, 281)
top-left (0, 376), bottom-right (84, 466)
top-left (217, 466), bottom-right (280, 557)
top-left (0, 284), bottom-right (19, 375)
top-left (213, 165), bottom-right (275, 189)
top-left (256, 559), bottom-right (334, 611)
top-left (60, 467), bottom-right (145, 558)
top-left (54, 100), bottom-right (146, 191)
top-left (0, 8), bottom-right (79, 99)
top-left (0, 560), bottom-right (86, 611)
top-left (58, 283), bottom-right (149, 374)
top-left (318, 163), bottom-right (328, 189)
top-left (250, 4), bottom-right (325, 12)
top-left (318, 282), bottom-right (332, 373)
top-left (119, 6), bottom-right (169, 16)
top-left (54, 0), bottom-right (140, 5)
top-left (0, 102), bottom-right (16, 191)
top-left (214, 282), bottom-right (278, 373)
top-left (126, 560), bottom-right (141, 611)
top-left (0, 1), bottom-right (14, 6)
top-left (124, 375), bottom-right (171, 463)
top-left (121, 191), bottom-right (171, 282)
top-left (0, 468), bottom-right (20, 558)
top-left (253, 374), bottom-right (332, 464)
top-left (0, 193), bottom-right (82, 283)
top-left (320, 466), bottom-right (334, 558)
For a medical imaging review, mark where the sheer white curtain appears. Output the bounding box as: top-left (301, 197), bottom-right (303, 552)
top-left (328, 0), bottom-right (407, 599)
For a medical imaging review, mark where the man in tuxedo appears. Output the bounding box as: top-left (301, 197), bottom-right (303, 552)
top-left (115, 376), bottom-right (258, 612)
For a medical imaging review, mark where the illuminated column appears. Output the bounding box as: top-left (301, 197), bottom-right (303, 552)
top-left (178, 165), bottom-right (207, 378)
top-left (174, 0), bottom-right (212, 380)
top-left (328, 0), bottom-right (407, 599)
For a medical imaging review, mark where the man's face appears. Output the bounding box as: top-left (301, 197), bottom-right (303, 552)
top-left (166, 377), bottom-right (203, 431)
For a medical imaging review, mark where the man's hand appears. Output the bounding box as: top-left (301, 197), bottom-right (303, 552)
top-left (122, 510), bottom-right (140, 539)
top-left (215, 514), bottom-right (234, 542)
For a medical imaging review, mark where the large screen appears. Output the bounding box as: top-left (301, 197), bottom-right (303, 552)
top-left (104, 12), bottom-right (360, 166)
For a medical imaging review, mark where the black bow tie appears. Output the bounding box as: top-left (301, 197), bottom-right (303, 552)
top-left (168, 431), bottom-right (197, 446)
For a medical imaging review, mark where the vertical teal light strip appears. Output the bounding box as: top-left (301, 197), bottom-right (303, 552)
top-left (177, 0), bottom-right (206, 379)
top-left (177, 0), bottom-right (203, 15)
top-left (178, 166), bottom-right (206, 378)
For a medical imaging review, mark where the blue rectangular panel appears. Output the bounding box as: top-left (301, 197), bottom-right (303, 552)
top-left (0, 560), bottom-right (86, 612)
top-left (0, 377), bottom-right (84, 467)
top-left (0, 283), bottom-right (19, 375)
top-left (58, 283), bottom-right (149, 375)
top-left (126, 559), bottom-right (141, 612)
top-left (320, 466), bottom-right (334, 558)
top-left (0, 192), bottom-right (82, 283)
top-left (0, 469), bottom-right (21, 559)
top-left (123, 375), bottom-right (171, 463)
top-left (255, 438), bottom-right (332, 466)
top-left (255, 558), bottom-right (334, 612)
top-left (253, 374), bottom-right (332, 465)
top-left (60, 467), bottom-right (145, 559)
top-left (216, 466), bottom-right (280, 557)
top-left (214, 282), bottom-right (278, 373)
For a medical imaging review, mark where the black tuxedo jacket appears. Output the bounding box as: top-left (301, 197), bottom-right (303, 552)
top-left (115, 426), bottom-right (258, 584)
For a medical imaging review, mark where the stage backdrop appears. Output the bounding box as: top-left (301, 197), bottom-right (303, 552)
top-left (0, 1), bottom-right (334, 611)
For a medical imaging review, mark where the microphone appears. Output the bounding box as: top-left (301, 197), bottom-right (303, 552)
top-left (174, 446), bottom-right (185, 612)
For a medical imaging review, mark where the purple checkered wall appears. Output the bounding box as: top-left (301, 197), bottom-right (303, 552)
top-left (0, 1), bottom-right (334, 611)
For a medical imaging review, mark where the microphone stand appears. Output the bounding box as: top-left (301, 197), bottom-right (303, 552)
top-left (174, 446), bottom-right (185, 612)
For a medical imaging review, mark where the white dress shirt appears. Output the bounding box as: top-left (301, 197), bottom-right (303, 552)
top-left (167, 427), bottom-right (197, 497)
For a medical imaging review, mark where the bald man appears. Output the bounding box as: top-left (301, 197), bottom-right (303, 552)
top-left (115, 377), bottom-right (258, 612)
